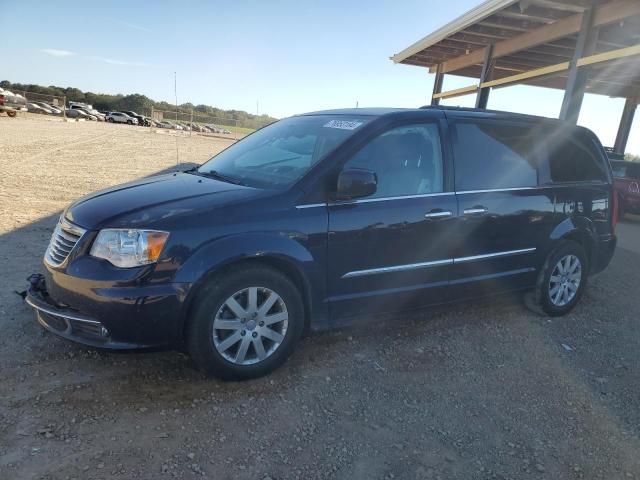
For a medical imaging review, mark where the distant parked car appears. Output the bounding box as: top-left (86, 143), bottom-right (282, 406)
top-left (75, 108), bottom-right (99, 121)
top-left (106, 112), bottom-right (138, 125)
top-left (27, 103), bottom-right (53, 114)
top-left (610, 160), bottom-right (640, 217)
top-left (65, 108), bottom-right (93, 120)
top-left (69, 104), bottom-right (104, 121)
top-left (121, 110), bottom-right (150, 126)
top-left (33, 102), bottom-right (63, 115)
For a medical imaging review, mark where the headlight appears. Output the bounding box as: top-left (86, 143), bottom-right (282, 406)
top-left (90, 229), bottom-right (169, 268)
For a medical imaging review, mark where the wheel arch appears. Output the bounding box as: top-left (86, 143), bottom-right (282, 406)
top-left (548, 217), bottom-right (597, 271)
top-left (177, 235), bottom-right (319, 341)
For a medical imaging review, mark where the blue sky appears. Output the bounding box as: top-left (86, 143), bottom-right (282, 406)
top-left (1, 0), bottom-right (638, 154)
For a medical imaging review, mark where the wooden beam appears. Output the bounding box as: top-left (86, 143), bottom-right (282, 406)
top-left (560, 4), bottom-right (597, 123)
top-left (439, 0), bottom-right (640, 73)
top-left (614, 96), bottom-right (638, 153)
top-left (525, 0), bottom-right (590, 14)
top-left (432, 84), bottom-right (478, 100)
top-left (478, 43), bottom-right (640, 89)
top-left (495, 4), bottom-right (573, 23)
top-left (476, 45), bottom-right (495, 108)
top-left (481, 62), bottom-right (570, 88)
top-left (577, 43), bottom-right (640, 66)
top-left (431, 64), bottom-right (444, 106)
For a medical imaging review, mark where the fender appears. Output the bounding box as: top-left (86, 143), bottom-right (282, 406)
top-left (174, 231), bottom-right (328, 330)
top-left (548, 215), bottom-right (599, 264)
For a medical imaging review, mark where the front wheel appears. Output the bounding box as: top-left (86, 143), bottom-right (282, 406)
top-left (7, 111), bottom-right (17, 117)
top-left (187, 265), bottom-right (305, 380)
top-left (535, 240), bottom-right (588, 316)
top-left (108, 118), bottom-right (114, 123)
top-left (127, 120), bottom-right (133, 125)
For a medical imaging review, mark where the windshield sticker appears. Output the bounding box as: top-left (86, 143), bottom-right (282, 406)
top-left (323, 120), bottom-right (363, 130)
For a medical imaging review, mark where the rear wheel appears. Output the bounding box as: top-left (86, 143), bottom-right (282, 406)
top-left (187, 265), bottom-right (304, 380)
top-left (7, 111), bottom-right (17, 118)
top-left (535, 240), bottom-right (588, 316)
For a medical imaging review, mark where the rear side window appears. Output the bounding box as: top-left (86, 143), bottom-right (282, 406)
top-left (611, 161), bottom-right (640, 180)
top-left (545, 129), bottom-right (607, 183)
top-left (453, 121), bottom-right (539, 191)
top-left (611, 162), bottom-right (628, 178)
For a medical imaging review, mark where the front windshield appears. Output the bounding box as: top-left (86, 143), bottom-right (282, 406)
top-left (197, 115), bottom-right (371, 188)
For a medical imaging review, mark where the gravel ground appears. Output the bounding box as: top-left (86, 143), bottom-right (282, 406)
top-left (1, 117), bottom-right (639, 480)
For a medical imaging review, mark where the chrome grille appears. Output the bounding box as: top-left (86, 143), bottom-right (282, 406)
top-left (44, 217), bottom-right (86, 267)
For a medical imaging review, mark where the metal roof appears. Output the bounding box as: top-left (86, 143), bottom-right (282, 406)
top-left (391, 0), bottom-right (640, 99)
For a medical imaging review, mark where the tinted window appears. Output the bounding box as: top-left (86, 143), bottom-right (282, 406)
top-left (453, 121), bottom-right (539, 191)
top-left (611, 161), bottom-right (628, 178)
top-left (546, 128), bottom-right (607, 183)
top-left (344, 123), bottom-right (443, 198)
top-left (611, 160), bottom-right (640, 180)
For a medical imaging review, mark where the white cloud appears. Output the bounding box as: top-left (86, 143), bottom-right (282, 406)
top-left (115, 20), bottom-right (151, 33)
top-left (41, 48), bottom-right (76, 57)
top-left (88, 56), bottom-right (150, 67)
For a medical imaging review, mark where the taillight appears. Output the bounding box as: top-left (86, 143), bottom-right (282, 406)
top-left (612, 191), bottom-right (619, 233)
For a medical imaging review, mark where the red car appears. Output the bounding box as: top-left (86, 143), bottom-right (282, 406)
top-left (610, 160), bottom-right (640, 217)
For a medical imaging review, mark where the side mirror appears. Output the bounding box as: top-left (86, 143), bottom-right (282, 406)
top-left (336, 168), bottom-right (377, 200)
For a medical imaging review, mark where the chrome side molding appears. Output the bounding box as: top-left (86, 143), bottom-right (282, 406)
top-left (341, 248), bottom-right (537, 278)
top-left (454, 248), bottom-right (536, 264)
top-left (342, 259), bottom-right (453, 278)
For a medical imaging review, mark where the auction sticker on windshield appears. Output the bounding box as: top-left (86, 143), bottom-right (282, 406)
top-left (323, 120), bottom-right (363, 130)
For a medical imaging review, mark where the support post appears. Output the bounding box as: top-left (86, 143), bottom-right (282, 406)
top-left (431, 64), bottom-right (444, 106)
top-left (475, 44), bottom-right (494, 109)
top-left (614, 97), bottom-right (638, 154)
top-left (559, 6), bottom-right (598, 123)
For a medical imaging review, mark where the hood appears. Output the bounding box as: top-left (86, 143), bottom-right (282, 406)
top-left (65, 172), bottom-right (260, 230)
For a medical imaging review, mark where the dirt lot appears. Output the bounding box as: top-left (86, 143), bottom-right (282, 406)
top-left (1, 117), bottom-right (639, 480)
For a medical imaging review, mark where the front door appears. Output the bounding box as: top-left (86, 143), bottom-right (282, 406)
top-left (327, 121), bottom-right (457, 319)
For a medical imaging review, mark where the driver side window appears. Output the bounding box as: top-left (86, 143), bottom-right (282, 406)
top-left (344, 123), bottom-right (444, 199)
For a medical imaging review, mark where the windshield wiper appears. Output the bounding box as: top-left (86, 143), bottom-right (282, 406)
top-left (197, 169), bottom-right (246, 186)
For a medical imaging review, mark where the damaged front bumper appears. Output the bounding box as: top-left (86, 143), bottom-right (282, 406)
top-left (25, 273), bottom-right (179, 349)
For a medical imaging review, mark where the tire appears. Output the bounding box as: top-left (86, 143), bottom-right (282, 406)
top-left (108, 118), bottom-right (114, 123)
top-left (187, 265), bottom-right (305, 380)
top-left (535, 240), bottom-right (588, 316)
top-left (7, 111), bottom-right (17, 118)
top-left (127, 120), bottom-right (133, 125)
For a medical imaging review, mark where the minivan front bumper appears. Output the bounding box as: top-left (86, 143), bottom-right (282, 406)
top-left (26, 265), bottom-right (192, 349)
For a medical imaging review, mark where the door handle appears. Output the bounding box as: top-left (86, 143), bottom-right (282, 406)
top-left (463, 206), bottom-right (488, 216)
top-left (424, 210), bottom-right (452, 219)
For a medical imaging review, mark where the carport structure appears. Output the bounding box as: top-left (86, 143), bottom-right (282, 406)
top-left (391, 0), bottom-right (640, 154)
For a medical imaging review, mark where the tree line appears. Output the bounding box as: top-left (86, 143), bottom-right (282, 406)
top-left (1, 80), bottom-right (277, 130)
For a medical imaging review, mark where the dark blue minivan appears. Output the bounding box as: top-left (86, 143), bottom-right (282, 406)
top-left (27, 107), bottom-right (617, 379)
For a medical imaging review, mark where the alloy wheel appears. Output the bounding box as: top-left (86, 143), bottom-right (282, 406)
top-left (212, 287), bottom-right (289, 365)
top-left (548, 254), bottom-right (582, 307)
